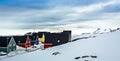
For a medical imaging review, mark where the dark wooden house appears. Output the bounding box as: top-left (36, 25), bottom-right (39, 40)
top-left (44, 31), bottom-right (71, 46)
top-left (0, 36), bottom-right (16, 54)
top-left (38, 31), bottom-right (71, 48)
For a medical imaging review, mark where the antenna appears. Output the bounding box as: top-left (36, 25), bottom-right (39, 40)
top-left (33, 23), bottom-right (37, 32)
top-left (33, 23), bottom-right (36, 32)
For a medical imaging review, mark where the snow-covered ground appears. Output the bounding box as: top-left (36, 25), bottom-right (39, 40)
top-left (0, 28), bottom-right (120, 61)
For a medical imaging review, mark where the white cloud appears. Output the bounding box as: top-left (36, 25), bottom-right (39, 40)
top-left (0, 0), bottom-right (120, 35)
top-left (73, 1), bottom-right (116, 13)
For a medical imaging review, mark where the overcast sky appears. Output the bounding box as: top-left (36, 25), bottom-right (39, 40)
top-left (0, 0), bottom-right (120, 35)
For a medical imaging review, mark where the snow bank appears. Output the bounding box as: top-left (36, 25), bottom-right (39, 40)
top-left (1, 29), bottom-right (120, 61)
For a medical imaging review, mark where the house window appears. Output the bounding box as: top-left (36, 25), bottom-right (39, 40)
top-left (18, 41), bottom-right (21, 43)
top-left (9, 44), bottom-right (12, 47)
top-left (57, 40), bottom-right (60, 43)
top-left (13, 44), bottom-right (16, 46)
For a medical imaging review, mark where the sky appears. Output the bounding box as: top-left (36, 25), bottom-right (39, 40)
top-left (0, 0), bottom-right (120, 35)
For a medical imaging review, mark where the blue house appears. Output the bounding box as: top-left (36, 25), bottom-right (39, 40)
top-left (30, 35), bottom-right (39, 46)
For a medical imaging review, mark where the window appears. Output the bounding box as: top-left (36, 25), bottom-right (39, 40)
top-left (13, 44), bottom-right (16, 46)
top-left (9, 44), bottom-right (12, 47)
top-left (57, 40), bottom-right (60, 43)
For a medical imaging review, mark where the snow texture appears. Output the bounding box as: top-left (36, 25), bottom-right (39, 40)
top-left (0, 28), bottom-right (120, 61)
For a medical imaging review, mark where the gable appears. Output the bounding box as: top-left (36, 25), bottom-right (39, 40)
top-left (26, 36), bottom-right (31, 44)
top-left (8, 37), bottom-right (16, 47)
top-left (38, 34), bottom-right (45, 43)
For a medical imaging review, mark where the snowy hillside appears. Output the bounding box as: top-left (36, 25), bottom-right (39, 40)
top-left (1, 29), bottom-right (120, 61)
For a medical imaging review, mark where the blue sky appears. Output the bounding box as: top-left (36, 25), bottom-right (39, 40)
top-left (0, 0), bottom-right (120, 35)
top-left (0, 0), bottom-right (108, 8)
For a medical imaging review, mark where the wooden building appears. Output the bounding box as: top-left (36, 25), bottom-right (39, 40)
top-left (30, 35), bottom-right (39, 46)
top-left (38, 31), bottom-right (71, 48)
top-left (28, 32), bottom-right (39, 46)
top-left (44, 31), bottom-right (71, 46)
top-left (14, 36), bottom-right (31, 48)
top-left (0, 36), bottom-right (16, 54)
top-left (38, 32), bottom-right (50, 43)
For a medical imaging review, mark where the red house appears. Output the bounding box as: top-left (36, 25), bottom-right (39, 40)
top-left (14, 36), bottom-right (31, 48)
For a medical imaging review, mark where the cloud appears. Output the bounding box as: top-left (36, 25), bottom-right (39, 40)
top-left (0, 1), bottom-right (118, 22)
top-left (0, 0), bottom-right (120, 35)
top-left (102, 2), bottom-right (120, 12)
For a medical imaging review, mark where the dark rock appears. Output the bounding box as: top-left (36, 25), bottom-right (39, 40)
top-left (75, 56), bottom-right (80, 59)
top-left (52, 52), bottom-right (60, 55)
top-left (117, 28), bottom-right (120, 30)
top-left (82, 55), bottom-right (89, 58)
top-left (91, 56), bottom-right (97, 58)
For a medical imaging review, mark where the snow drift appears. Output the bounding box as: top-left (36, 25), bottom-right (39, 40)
top-left (1, 29), bottom-right (120, 61)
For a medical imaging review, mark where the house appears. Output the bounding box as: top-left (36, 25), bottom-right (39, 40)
top-left (44, 31), bottom-right (71, 46)
top-left (38, 31), bottom-right (71, 49)
top-left (30, 35), bottom-right (39, 46)
top-left (24, 32), bottom-right (39, 46)
top-left (13, 36), bottom-right (31, 48)
top-left (38, 33), bottom-right (45, 43)
top-left (45, 33), bottom-right (59, 46)
top-left (62, 31), bottom-right (71, 42)
top-left (0, 36), bottom-right (16, 54)
top-left (38, 32), bottom-right (50, 43)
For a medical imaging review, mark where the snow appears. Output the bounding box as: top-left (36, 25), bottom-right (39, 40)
top-left (0, 29), bottom-right (120, 61)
